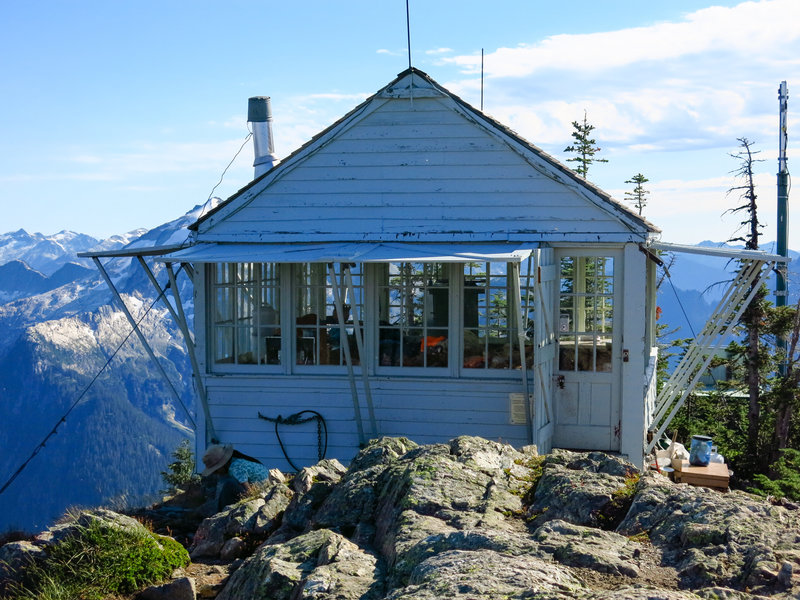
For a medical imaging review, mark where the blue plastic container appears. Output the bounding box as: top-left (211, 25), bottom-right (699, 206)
top-left (689, 435), bottom-right (713, 466)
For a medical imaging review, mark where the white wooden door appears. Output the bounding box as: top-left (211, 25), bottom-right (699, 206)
top-left (552, 249), bottom-right (622, 451)
top-left (532, 248), bottom-right (556, 453)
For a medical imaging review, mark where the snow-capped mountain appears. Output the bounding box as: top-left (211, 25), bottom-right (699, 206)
top-left (0, 209), bottom-right (201, 532)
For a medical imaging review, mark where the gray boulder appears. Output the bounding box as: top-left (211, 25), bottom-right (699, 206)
top-left (190, 481), bottom-right (292, 558)
top-left (528, 449), bottom-right (639, 528)
top-left (217, 528), bottom-right (384, 600)
top-left (385, 548), bottom-right (582, 599)
top-left (618, 473), bottom-right (800, 593)
top-left (532, 518), bottom-right (644, 577)
top-left (136, 576), bottom-right (195, 600)
top-left (268, 458), bottom-right (348, 542)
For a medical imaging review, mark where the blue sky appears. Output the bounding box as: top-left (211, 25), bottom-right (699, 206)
top-left (1, 0), bottom-right (798, 245)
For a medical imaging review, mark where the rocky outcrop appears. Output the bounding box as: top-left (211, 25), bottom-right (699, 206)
top-left (189, 481), bottom-right (293, 559)
top-left (4, 437), bottom-right (800, 600)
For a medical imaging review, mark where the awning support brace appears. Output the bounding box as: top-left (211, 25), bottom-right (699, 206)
top-left (164, 262), bottom-right (217, 444)
top-left (510, 262), bottom-right (534, 444)
top-left (342, 265), bottom-right (378, 438)
top-left (91, 256), bottom-right (196, 430)
top-left (328, 263), bottom-right (366, 446)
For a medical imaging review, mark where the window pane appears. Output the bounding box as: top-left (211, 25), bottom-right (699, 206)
top-left (378, 262), bottom-right (448, 368)
top-left (212, 262), bottom-right (281, 367)
top-left (463, 262), bottom-right (522, 370)
top-left (557, 255), bottom-right (614, 372)
top-left (295, 263), bottom-right (364, 367)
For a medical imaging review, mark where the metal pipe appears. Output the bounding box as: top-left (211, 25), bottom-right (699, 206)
top-left (342, 265), bottom-right (378, 438)
top-left (165, 262), bottom-right (217, 444)
top-left (328, 263), bottom-right (366, 446)
top-left (248, 96), bottom-right (278, 178)
top-left (511, 261), bottom-right (534, 444)
top-left (92, 257), bottom-right (196, 430)
top-left (777, 81), bottom-right (789, 375)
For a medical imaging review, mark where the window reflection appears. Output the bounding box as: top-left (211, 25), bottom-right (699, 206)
top-left (558, 256), bottom-right (614, 372)
top-left (294, 264), bottom-right (363, 366)
top-left (378, 262), bottom-right (449, 368)
top-left (212, 262), bottom-right (281, 365)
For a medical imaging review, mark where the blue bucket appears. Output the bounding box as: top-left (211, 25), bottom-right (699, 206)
top-left (689, 435), bottom-right (713, 466)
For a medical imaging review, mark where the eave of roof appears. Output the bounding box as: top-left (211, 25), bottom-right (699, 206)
top-left (77, 243), bottom-right (188, 259)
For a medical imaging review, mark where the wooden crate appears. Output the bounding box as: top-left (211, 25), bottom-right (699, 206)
top-left (673, 461), bottom-right (729, 491)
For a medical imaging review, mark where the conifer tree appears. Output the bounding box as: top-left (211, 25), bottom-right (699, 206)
top-left (564, 110), bottom-right (608, 179)
top-left (725, 138), bottom-right (764, 472)
top-left (624, 173), bottom-right (650, 215)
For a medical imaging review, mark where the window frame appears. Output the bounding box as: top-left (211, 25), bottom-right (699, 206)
top-left (556, 250), bottom-right (618, 374)
top-left (207, 260), bottom-right (536, 378)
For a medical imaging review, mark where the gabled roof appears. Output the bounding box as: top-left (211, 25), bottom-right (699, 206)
top-left (190, 68), bottom-right (659, 243)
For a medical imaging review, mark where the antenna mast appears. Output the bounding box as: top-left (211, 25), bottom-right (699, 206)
top-left (481, 48), bottom-right (484, 111)
top-left (776, 81), bottom-right (789, 309)
top-left (776, 81), bottom-right (790, 375)
top-left (406, 0), bottom-right (412, 70)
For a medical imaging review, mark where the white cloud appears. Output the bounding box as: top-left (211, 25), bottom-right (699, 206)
top-left (445, 0), bottom-right (800, 77)
top-left (425, 47), bottom-right (453, 55)
top-left (441, 0), bottom-right (800, 156)
top-left (607, 171), bottom-right (783, 244)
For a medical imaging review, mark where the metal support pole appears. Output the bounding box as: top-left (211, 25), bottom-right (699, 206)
top-left (342, 265), bottom-right (378, 438)
top-left (328, 263), bottom-right (366, 446)
top-left (510, 262), bottom-right (534, 444)
top-left (165, 262), bottom-right (217, 444)
top-left (137, 257), bottom-right (215, 442)
top-left (777, 81), bottom-right (790, 375)
top-left (92, 256), bottom-right (196, 430)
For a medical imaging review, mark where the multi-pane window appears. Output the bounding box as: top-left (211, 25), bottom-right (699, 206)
top-left (558, 256), bottom-right (614, 372)
top-left (212, 262), bottom-right (281, 366)
top-left (462, 262), bottom-right (531, 370)
top-left (210, 259), bottom-right (537, 375)
top-left (377, 262), bottom-right (449, 368)
top-left (294, 263), bottom-right (364, 366)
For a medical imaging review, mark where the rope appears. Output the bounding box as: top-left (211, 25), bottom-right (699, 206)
top-left (206, 131), bottom-right (253, 202)
top-left (258, 410), bottom-right (328, 472)
top-left (0, 275), bottom-right (176, 496)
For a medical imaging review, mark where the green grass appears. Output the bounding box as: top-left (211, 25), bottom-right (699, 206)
top-left (9, 518), bottom-right (189, 600)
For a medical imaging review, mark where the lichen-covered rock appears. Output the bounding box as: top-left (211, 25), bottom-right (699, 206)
top-left (36, 508), bottom-right (145, 547)
top-left (313, 437), bottom-right (418, 544)
top-left (385, 549), bottom-right (582, 599)
top-left (532, 519), bottom-right (644, 577)
top-left (617, 473), bottom-right (800, 594)
top-left (268, 459), bottom-right (348, 542)
top-left (136, 576), bottom-right (195, 600)
top-left (0, 540), bottom-right (45, 587)
top-left (368, 438), bottom-right (535, 581)
top-left (8, 438), bottom-right (800, 600)
top-left (529, 587), bottom-right (706, 600)
top-left (217, 528), bottom-right (384, 600)
top-left (527, 450), bottom-right (638, 528)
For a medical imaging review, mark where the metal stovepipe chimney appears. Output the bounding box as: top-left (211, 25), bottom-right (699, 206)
top-left (248, 96), bottom-right (278, 178)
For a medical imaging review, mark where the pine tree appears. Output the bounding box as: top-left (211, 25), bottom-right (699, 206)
top-left (160, 439), bottom-right (198, 493)
top-left (725, 138), bottom-right (765, 472)
top-left (624, 173), bottom-right (650, 216)
top-left (564, 110), bottom-right (608, 179)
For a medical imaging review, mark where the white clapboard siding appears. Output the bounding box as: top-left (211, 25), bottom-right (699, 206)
top-left (197, 87), bottom-right (649, 243)
top-left (203, 374), bottom-right (529, 470)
